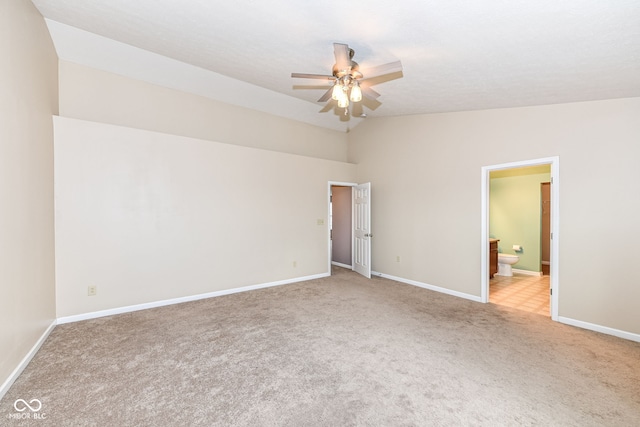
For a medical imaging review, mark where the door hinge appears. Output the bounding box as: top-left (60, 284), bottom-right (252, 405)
top-left (550, 232), bottom-right (553, 240)
top-left (550, 288), bottom-right (553, 295)
top-left (551, 176), bottom-right (554, 184)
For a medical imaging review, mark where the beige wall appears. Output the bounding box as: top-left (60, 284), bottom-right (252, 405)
top-left (54, 117), bottom-right (356, 317)
top-left (59, 61), bottom-right (348, 162)
top-left (54, 58), bottom-right (355, 319)
top-left (0, 0), bottom-right (57, 391)
top-left (348, 97), bottom-right (640, 335)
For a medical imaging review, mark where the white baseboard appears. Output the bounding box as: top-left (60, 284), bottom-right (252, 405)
top-left (0, 320), bottom-right (57, 401)
top-left (57, 272), bottom-right (329, 324)
top-left (512, 268), bottom-right (543, 277)
top-left (3, 274), bottom-right (638, 404)
top-left (558, 316), bottom-right (640, 343)
top-left (372, 271), bottom-right (482, 303)
top-left (331, 261), bottom-right (352, 269)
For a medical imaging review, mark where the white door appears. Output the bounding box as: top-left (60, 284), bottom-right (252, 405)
top-left (353, 182), bottom-right (371, 278)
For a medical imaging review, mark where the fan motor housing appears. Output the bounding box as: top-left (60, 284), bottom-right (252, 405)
top-left (332, 48), bottom-right (363, 79)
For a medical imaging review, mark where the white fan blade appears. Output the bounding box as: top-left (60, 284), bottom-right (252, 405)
top-left (317, 87), bottom-right (333, 102)
top-left (361, 60), bottom-right (403, 79)
top-left (362, 96), bottom-right (382, 111)
top-left (291, 72), bottom-right (335, 80)
top-left (333, 43), bottom-right (350, 71)
top-left (360, 86), bottom-right (381, 100)
top-left (320, 104), bottom-right (334, 113)
top-left (351, 102), bottom-right (364, 117)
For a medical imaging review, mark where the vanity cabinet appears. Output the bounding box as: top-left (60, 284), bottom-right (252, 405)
top-left (489, 239), bottom-right (499, 278)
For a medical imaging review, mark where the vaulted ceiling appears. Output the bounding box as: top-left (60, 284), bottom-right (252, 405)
top-left (31, 0), bottom-right (640, 132)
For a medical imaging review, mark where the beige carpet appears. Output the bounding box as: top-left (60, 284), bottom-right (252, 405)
top-left (2, 267), bottom-right (639, 426)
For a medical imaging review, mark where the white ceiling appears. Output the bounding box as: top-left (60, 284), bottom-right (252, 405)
top-left (31, 0), bottom-right (640, 132)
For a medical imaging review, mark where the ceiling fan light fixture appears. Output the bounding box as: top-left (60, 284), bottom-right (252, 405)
top-left (337, 89), bottom-right (349, 108)
top-left (291, 43), bottom-right (403, 120)
top-left (331, 82), bottom-right (342, 101)
top-left (350, 81), bottom-right (362, 102)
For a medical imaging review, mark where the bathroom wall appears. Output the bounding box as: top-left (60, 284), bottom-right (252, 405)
top-left (490, 166), bottom-right (551, 272)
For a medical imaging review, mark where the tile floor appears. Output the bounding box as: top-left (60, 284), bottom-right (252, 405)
top-left (490, 273), bottom-right (550, 316)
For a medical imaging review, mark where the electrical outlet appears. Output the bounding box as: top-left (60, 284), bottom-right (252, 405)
top-left (396, 256), bottom-right (401, 262)
top-left (317, 219), bottom-right (324, 226)
top-left (293, 261), bottom-right (297, 268)
top-left (88, 285), bottom-right (97, 296)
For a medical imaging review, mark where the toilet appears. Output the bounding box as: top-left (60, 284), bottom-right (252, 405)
top-left (497, 254), bottom-right (519, 277)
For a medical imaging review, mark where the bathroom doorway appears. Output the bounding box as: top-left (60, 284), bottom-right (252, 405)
top-left (481, 157), bottom-right (559, 321)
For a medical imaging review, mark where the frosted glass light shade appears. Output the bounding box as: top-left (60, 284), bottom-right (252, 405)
top-left (331, 83), bottom-right (342, 101)
top-left (350, 83), bottom-right (362, 102)
top-left (337, 89), bottom-right (349, 108)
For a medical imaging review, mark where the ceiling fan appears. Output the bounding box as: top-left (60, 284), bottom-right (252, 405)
top-left (291, 43), bottom-right (403, 117)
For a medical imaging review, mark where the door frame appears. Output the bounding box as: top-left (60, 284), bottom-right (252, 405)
top-left (540, 182), bottom-right (552, 275)
top-left (480, 156), bottom-right (560, 321)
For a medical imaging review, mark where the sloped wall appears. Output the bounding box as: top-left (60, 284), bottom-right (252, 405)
top-left (58, 61), bottom-right (349, 162)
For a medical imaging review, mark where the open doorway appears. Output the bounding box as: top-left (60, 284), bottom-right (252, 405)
top-left (330, 185), bottom-right (353, 269)
top-left (481, 157), bottom-right (560, 321)
top-left (327, 181), bottom-right (372, 278)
